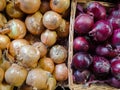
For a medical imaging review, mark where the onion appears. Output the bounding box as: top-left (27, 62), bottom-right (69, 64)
top-left (6, 2), bottom-right (24, 19)
top-left (0, 68), bottom-right (4, 83)
top-left (17, 45), bottom-right (40, 68)
top-left (50, 0), bottom-right (70, 13)
top-left (0, 13), bottom-right (7, 28)
top-left (0, 35), bottom-right (10, 50)
top-left (49, 45), bottom-right (67, 64)
top-left (0, 83), bottom-right (14, 90)
top-left (72, 52), bottom-right (92, 71)
top-left (0, 49), bottom-right (1, 61)
top-left (0, 0), bottom-right (6, 11)
top-left (38, 57), bottom-right (55, 73)
top-left (5, 64), bottom-right (28, 87)
top-left (41, 29), bottom-right (57, 47)
top-left (53, 63), bottom-right (68, 81)
top-left (89, 20), bottom-right (112, 41)
top-left (74, 14), bottom-right (94, 35)
top-left (9, 39), bottom-right (29, 57)
top-left (73, 37), bottom-right (89, 52)
top-left (86, 1), bottom-right (106, 21)
top-left (56, 19), bottom-right (70, 38)
top-left (25, 11), bottom-right (45, 35)
top-left (43, 11), bottom-right (62, 30)
top-left (32, 42), bottom-right (47, 58)
top-left (15, 0), bottom-right (41, 14)
top-left (39, 0), bottom-right (51, 14)
top-left (26, 68), bottom-right (50, 89)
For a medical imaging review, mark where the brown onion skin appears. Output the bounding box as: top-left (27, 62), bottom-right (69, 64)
top-left (50, 0), bottom-right (70, 13)
top-left (32, 42), bottom-right (47, 58)
top-left (0, 13), bottom-right (7, 28)
top-left (9, 39), bottom-right (29, 57)
top-left (5, 64), bottom-right (28, 87)
top-left (26, 68), bottom-right (49, 89)
top-left (0, 0), bottom-right (6, 11)
top-left (0, 68), bottom-right (4, 83)
top-left (0, 35), bottom-right (10, 50)
top-left (15, 0), bottom-right (41, 14)
top-left (17, 45), bottom-right (40, 68)
top-left (41, 29), bottom-right (57, 47)
top-left (19, 84), bottom-right (33, 90)
top-left (53, 63), bottom-right (68, 81)
top-left (56, 19), bottom-right (70, 38)
top-left (38, 57), bottom-right (55, 73)
top-left (43, 11), bottom-right (62, 30)
top-left (6, 19), bottom-right (26, 39)
top-left (49, 45), bottom-right (67, 64)
top-left (6, 2), bottom-right (24, 19)
top-left (25, 11), bottom-right (45, 35)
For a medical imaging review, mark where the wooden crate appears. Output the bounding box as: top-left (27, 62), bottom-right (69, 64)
top-left (68, 0), bottom-right (119, 90)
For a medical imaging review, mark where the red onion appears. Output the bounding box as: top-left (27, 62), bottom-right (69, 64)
top-left (74, 14), bottom-right (94, 35)
top-left (89, 20), bottom-right (112, 41)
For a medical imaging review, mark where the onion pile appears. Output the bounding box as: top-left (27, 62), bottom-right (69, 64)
top-left (72, 1), bottom-right (120, 88)
top-left (0, 0), bottom-right (70, 89)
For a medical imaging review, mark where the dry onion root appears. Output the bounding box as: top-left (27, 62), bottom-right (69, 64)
top-left (0, 68), bottom-right (4, 83)
top-left (5, 64), bottom-right (28, 87)
top-left (0, 13), bottom-right (7, 28)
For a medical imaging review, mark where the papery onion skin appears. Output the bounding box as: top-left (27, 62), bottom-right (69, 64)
top-left (5, 64), bottom-right (28, 87)
top-left (50, 0), bottom-right (70, 13)
top-left (53, 63), bottom-right (68, 81)
top-left (9, 39), bottom-right (29, 57)
top-left (17, 45), bottom-right (40, 68)
top-left (0, 35), bottom-right (10, 50)
top-left (0, 13), bottom-right (7, 28)
top-left (15, 0), bottom-right (41, 14)
top-left (41, 29), bottom-right (57, 47)
top-left (25, 11), bottom-right (45, 35)
top-left (6, 19), bottom-right (26, 39)
top-left (0, 68), bottom-right (4, 83)
top-left (49, 45), bottom-right (67, 64)
top-left (26, 68), bottom-right (49, 89)
top-left (0, 0), bottom-right (6, 11)
top-left (32, 42), bottom-right (47, 58)
top-left (43, 11), bottom-right (62, 30)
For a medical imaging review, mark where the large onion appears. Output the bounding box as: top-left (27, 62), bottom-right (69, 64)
top-left (0, 68), bottom-right (4, 83)
top-left (9, 39), bottom-right (29, 57)
top-left (0, 0), bottom-right (6, 11)
top-left (0, 13), bottom-right (7, 28)
top-left (5, 64), bottom-right (28, 87)
top-left (17, 45), bottom-right (40, 68)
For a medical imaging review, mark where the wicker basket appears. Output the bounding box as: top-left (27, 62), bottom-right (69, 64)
top-left (68, 0), bottom-right (119, 90)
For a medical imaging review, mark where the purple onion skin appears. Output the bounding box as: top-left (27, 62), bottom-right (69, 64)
top-left (73, 70), bottom-right (90, 84)
top-left (92, 56), bottom-right (110, 77)
top-left (86, 2), bottom-right (106, 21)
top-left (112, 29), bottom-right (120, 49)
top-left (74, 14), bottom-right (94, 35)
top-left (89, 20), bottom-right (112, 42)
top-left (73, 37), bottom-right (89, 52)
top-left (72, 52), bottom-right (92, 71)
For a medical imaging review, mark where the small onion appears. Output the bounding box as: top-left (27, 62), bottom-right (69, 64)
top-left (0, 83), bottom-right (14, 90)
top-left (5, 64), bottom-right (28, 87)
top-left (0, 13), bottom-right (7, 28)
top-left (50, 0), bottom-right (70, 13)
top-left (9, 39), bottom-right (29, 57)
top-left (53, 63), bottom-right (68, 81)
top-left (46, 77), bottom-right (56, 90)
top-left (49, 45), bottom-right (67, 64)
top-left (38, 57), bottom-right (55, 73)
top-left (0, 0), bottom-right (6, 11)
top-left (17, 45), bottom-right (40, 68)
top-left (15, 0), bottom-right (41, 14)
top-left (0, 35), bottom-right (10, 50)
top-left (41, 29), bottom-right (57, 47)
top-left (25, 11), bottom-right (45, 35)
top-left (0, 68), bottom-right (4, 83)
top-left (32, 42), bottom-right (47, 58)
top-left (43, 11), bottom-right (62, 30)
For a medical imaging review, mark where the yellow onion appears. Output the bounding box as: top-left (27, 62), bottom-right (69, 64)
top-left (26, 68), bottom-right (50, 89)
top-left (5, 64), bottom-right (28, 87)
top-left (0, 49), bottom-right (2, 61)
top-left (0, 13), bottom-right (7, 28)
top-left (17, 45), bottom-right (40, 68)
top-left (9, 39), bottom-right (29, 57)
top-left (43, 11), bottom-right (62, 30)
top-left (38, 57), bottom-right (55, 73)
top-left (32, 42), bottom-right (47, 58)
top-left (0, 0), bottom-right (6, 11)
top-left (0, 83), bottom-right (14, 90)
top-left (0, 68), bottom-right (4, 83)
top-left (41, 29), bottom-right (57, 47)
top-left (0, 35), bottom-right (10, 50)
top-left (25, 11), bottom-right (45, 35)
